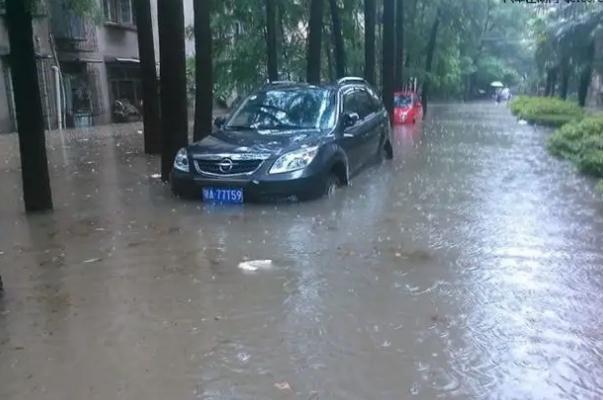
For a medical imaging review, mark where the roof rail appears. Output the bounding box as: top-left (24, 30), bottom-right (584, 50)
top-left (337, 76), bottom-right (367, 85)
top-left (265, 80), bottom-right (298, 85)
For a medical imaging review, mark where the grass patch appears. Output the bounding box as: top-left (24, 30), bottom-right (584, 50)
top-left (510, 96), bottom-right (584, 127)
top-left (548, 115), bottom-right (603, 177)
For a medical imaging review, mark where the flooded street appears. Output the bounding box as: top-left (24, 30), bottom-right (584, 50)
top-left (1, 102), bottom-right (602, 399)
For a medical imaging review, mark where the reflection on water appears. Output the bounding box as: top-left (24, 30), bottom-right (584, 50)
top-left (1, 103), bottom-right (602, 399)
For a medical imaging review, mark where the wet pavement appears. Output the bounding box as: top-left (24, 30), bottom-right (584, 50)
top-left (1, 102), bottom-right (602, 399)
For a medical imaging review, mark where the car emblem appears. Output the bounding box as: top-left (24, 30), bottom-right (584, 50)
top-left (218, 158), bottom-right (234, 173)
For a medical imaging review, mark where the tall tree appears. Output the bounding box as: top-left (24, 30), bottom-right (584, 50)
top-left (265, 0), bottom-right (279, 81)
top-left (6, 0), bottom-right (53, 212)
top-left (382, 0), bottom-right (395, 118)
top-left (395, 0), bottom-right (405, 89)
top-left (547, 67), bottom-right (558, 97)
top-left (558, 56), bottom-right (570, 100)
top-left (307, 0), bottom-right (324, 84)
top-left (158, 0), bottom-right (188, 180)
top-left (422, 9), bottom-right (440, 116)
top-left (364, 0), bottom-right (376, 84)
top-left (328, 0), bottom-right (346, 78)
top-left (578, 41), bottom-right (594, 107)
top-left (193, 0), bottom-right (213, 142)
top-left (133, 0), bottom-right (161, 154)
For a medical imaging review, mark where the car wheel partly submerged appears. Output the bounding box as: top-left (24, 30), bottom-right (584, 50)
top-left (325, 174), bottom-right (341, 198)
top-left (382, 139), bottom-right (394, 160)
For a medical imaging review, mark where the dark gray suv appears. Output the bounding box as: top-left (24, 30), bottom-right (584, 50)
top-left (171, 77), bottom-right (392, 203)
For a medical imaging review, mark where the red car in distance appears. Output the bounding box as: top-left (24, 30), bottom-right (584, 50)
top-left (393, 91), bottom-right (423, 125)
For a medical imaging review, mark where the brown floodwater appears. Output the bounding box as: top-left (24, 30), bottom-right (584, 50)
top-left (1, 102), bottom-right (602, 399)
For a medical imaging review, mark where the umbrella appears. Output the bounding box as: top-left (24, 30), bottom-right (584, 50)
top-left (490, 81), bottom-right (504, 88)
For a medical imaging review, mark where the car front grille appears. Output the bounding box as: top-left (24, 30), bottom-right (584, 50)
top-left (193, 156), bottom-right (267, 176)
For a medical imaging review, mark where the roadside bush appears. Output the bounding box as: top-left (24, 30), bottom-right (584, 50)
top-left (548, 115), bottom-right (603, 177)
top-left (510, 96), bottom-right (584, 127)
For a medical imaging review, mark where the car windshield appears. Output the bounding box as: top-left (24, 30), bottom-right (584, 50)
top-left (226, 88), bottom-right (336, 132)
top-left (394, 94), bottom-right (412, 107)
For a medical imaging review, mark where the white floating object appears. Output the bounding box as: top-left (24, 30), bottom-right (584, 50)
top-left (150, 173), bottom-right (161, 179)
top-left (518, 119), bottom-right (527, 125)
top-left (238, 259), bottom-right (273, 272)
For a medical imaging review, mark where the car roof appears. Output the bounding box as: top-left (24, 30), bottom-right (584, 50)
top-left (394, 91), bottom-right (418, 96)
top-left (262, 78), bottom-right (374, 92)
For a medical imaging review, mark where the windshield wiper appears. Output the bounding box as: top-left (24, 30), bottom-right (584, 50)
top-left (257, 124), bottom-right (305, 130)
top-left (226, 125), bottom-right (254, 130)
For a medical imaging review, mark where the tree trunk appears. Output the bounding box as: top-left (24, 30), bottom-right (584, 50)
top-left (278, 2), bottom-right (291, 80)
top-left (382, 0), bottom-right (395, 119)
top-left (422, 10), bottom-right (440, 116)
top-left (158, 0), bottom-right (188, 181)
top-left (364, 0), bottom-right (376, 84)
top-left (395, 0), bottom-right (405, 90)
top-left (324, 25), bottom-right (335, 81)
top-left (559, 56), bottom-right (570, 100)
top-left (6, 0), bottom-right (53, 212)
top-left (307, 0), bottom-right (324, 84)
top-left (265, 0), bottom-right (278, 81)
top-left (193, 0), bottom-right (213, 142)
top-left (329, 0), bottom-right (345, 78)
top-left (578, 66), bottom-right (592, 107)
top-left (545, 66), bottom-right (558, 97)
top-left (544, 68), bottom-right (552, 96)
top-left (550, 67), bottom-right (558, 97)
top-left (133, 0), bottom-right (161, 154)
top-left (578, 41), bottom-right (595, 107)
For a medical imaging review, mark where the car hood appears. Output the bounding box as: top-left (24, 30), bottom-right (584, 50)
top-left (188, 128), bottom-right (325, 156)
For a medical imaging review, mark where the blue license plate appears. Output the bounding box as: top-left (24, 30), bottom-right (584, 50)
top-left (202, 187), bottom-right (244, 204)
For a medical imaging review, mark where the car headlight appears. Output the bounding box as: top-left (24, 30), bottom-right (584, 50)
top-left (173, 148), bottom-right (189, 172)
top-left (269, 146), bottom-right (319, 174)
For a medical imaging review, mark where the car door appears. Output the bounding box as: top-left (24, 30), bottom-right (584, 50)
top-left (361, 89), bottom-right (388, 157)
top-left (340, 89), bottom-right (366, 174)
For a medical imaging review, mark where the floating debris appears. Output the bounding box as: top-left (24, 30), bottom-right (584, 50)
top-left (274, 381), bottom-right (292, 391)
top-left (238, 260), bottom-right (273, 272)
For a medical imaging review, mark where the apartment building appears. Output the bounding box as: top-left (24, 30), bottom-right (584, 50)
top-left (0, 0), bottom-right (155, 133)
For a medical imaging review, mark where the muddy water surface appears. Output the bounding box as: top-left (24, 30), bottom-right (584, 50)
top-left (1, 103), bottom-right (602, 399)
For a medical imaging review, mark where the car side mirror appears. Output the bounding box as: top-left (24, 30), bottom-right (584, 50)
top-left (343, 112), bottom-right (360, 128)
top-left (214, 116), bottom-right (226, 129)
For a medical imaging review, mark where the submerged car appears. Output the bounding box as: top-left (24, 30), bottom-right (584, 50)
top-left (393, 91), bottom-right (423, 125)
top-left (171, 77), bottom-right (392, 203)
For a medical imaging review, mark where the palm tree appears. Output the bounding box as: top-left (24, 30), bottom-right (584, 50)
top-left (6, 0), bottom-right (53, 212)
top-left (158, 0), bottom-right (188, 181)
top-left (307, 0), bottom-right (324, 84)
top-left (133, 0), bottom-right (161, 154)
top-left (193, 0), bottom-right (213, 141)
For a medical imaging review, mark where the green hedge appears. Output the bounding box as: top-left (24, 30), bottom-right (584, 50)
top-left (548, 115), bottom-right (603, 177)
top-left (510, 96), bottom-right (584, 127)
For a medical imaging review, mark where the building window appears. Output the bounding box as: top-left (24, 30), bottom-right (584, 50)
top-left (103, 0), bottom-right (134, 26)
